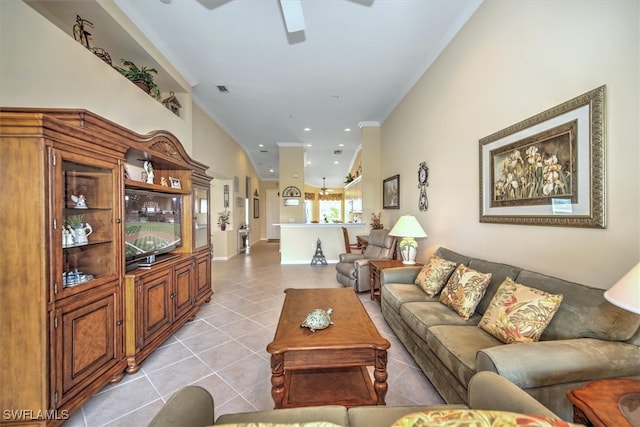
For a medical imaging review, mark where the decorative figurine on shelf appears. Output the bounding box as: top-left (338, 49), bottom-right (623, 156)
top-left (160, 177), bottom-right (168, 187)
top-left (62, 228), bottom-right (74, 248)
top-left (162, 91), bottom-right (182, 117)
top-left (71, 194), bottom-right (87, 209)
top-left (144, 161), bottom-right (154, 184)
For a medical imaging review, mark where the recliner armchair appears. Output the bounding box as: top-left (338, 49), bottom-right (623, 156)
top-left (335, 228), bottom-right (396, 292)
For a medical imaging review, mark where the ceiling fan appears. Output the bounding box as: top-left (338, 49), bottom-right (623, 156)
top-left (320, 177), bottom-right (333, 195)
top-left (279, 0), bottom-right (305, 33)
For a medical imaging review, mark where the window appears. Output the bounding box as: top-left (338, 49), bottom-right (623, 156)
top-left (319, 200), bottom-right (342, 223)
top-left (304, 200), bottom-right (313, 223)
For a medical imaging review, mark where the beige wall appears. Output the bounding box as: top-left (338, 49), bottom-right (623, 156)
top-left (0, 2), bottom-right (264, 259)
top-left (192, 105), bottom-right (263, 257)
top-left (381, 1), bottom-right (639, 289)
top-left (278, 144), bottom-right (306, 223)
top-left (0, 1), bottom-right (192, 150)
top-left (360, 124), bottom-right (382, 227)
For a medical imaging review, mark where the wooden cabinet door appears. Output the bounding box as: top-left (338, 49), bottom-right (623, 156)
top-left (139, 269), bottom-right (172, 347)
top-left (195, 252), bottom-right (212, 302)
top-left (51, 149), bottom-right (121, 301)
top-left (173, 260), bottom-right (195, 320)
top-left (53, 283), bottom-right (122, 407)
top-left (193, 184), bottom-right (211, 251)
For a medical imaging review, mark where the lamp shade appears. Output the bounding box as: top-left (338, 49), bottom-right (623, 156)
top-left (604, 263), bottom-right (640, 314)
top-left (388, 215), bottom-right (427, 238)
top-left (389, 215), bottom-right (427, 265)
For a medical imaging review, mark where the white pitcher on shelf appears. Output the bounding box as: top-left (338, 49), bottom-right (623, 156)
top-left (72, 223), bottom-right (93, 245)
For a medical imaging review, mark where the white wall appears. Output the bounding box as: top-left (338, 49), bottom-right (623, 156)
top-left (381, 1), bottom-right (639, 289)
top-left (0, 1), bottom-right (192, 150)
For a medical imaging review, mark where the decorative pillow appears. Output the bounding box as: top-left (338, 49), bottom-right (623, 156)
top-left (478, 278), bottom-right (563, 344)
top-left (439, 264), bottom-right (492, 320)
top-left (414, 255), bottom-right (458, 297)
top-left (392, 410), bottom-right (581, 426)
top-left (216, 423), bottom-right (344, 427)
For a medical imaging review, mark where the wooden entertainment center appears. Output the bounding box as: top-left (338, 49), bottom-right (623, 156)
top-left (0, 108), bottom-right (213, 425)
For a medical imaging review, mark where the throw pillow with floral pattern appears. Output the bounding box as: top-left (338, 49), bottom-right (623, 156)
top-left (439, 264), bottom-right (492, 320)
top-left (479, 278), bottom-right (563, 343)
top-left (414, 255), bottom-right (458, 297)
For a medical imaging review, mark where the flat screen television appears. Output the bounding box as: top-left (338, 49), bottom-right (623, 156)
top-left (124, 188), bottom-right (182, 269)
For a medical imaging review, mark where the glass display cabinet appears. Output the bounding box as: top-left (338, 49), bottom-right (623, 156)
top-left (56, 154), bottom-right (119, 296)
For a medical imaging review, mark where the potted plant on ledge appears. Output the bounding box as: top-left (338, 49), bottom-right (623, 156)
top-left (114, 59), bottom-right (161, 100)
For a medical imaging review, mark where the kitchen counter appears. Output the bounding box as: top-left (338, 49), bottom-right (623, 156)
top-left (277, 223), bottom-right (368, 264)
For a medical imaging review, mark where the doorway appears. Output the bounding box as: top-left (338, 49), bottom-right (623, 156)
top-left (266, 189), bottom-right (280, 240)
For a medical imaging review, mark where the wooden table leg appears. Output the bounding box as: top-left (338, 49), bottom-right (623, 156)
top-left (270, 354), bottom-right (285, 409)
top-left (373, 349), bottom-right (388, 405)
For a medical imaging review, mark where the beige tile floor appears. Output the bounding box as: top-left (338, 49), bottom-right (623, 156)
top-left (64, 241), bottom-right (443, 426)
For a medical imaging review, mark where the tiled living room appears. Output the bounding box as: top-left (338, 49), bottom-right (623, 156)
top-left (1, 1), bottom-right (639, 426)
top-left (63, 242), bottom-right (443, 427)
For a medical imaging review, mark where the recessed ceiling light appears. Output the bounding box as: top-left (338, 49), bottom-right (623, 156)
top-left (306, 144), bottom-right (312, 147)
top-left (334, 161), bottom-right (339, 164)
top-left (338, 144), bottom-right (344, 147)
top-left (304, 128), bottom-right (311, 132)
top-left (344, 128), bottom-right (351, 132)
top-left (258, 144), bottom-right (264, 147)
top-left (269, 169), bottom-right (275, 173)
top-left (307, 161), bottom-right (311, 165)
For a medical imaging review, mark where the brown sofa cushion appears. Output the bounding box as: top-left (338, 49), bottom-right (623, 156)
top-left (425, 325), bottom-right (502, 387)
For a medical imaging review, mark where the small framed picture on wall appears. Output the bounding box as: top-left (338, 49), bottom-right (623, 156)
top-left (383, 174), bottom-right (400, 209)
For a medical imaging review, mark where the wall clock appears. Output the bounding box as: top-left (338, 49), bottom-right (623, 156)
top-left (418, 162), bottom-right (429, 211)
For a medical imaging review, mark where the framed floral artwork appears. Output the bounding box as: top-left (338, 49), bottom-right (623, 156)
top-left (479, 85), bottom-right (605, 228)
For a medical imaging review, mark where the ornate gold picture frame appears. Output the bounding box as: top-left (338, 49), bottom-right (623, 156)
top-left (479, 85), bottom-right (605, 228)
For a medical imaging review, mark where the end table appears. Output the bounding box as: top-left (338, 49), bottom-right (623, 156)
top-left (368, 259), bottom-right (422, 304)
top-left (567, 378), bottom-right (640, 427)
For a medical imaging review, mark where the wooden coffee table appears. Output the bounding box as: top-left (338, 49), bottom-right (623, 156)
top-left (266, 288), bottom-right (390, 409)
top-left (567, 378), bottom-right (640, 426)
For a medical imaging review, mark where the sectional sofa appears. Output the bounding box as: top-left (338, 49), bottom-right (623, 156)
top-left (380, 247), bottom-right (640, 420)
top-left (148, 371), bottom-right (567, 426)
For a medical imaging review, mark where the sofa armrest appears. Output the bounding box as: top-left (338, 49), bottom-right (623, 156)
top-left (339, 252), bottom-right (365, 263)
top-left (468, 372), bottom-right (558, 418)
top-left (216, 406), bottom-right (349, 426)
top-left (148, 386), bottom-right (214, 427)
top-left (380, 266), bottom-right (422, 285)
top-left (477, 338), bottom-right (640, 389)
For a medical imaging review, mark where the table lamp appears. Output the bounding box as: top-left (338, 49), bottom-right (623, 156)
top-left (603, 262), bottom-right (640, 419)
top-left (604, 262), bottom-right (640, 314)
top-left (389, 214), bottom-right (427, 264)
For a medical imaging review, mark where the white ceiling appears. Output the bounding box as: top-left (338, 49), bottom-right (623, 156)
top-left (35, 0), bottom-right (483, 189)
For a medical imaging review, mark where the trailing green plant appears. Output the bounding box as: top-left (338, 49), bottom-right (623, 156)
top-left (64, 214), bottom-right (84, 229)
top-left (113, 59), bottom-right (161, 99)
top-left (344, 173), bottom-right (355, 184)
